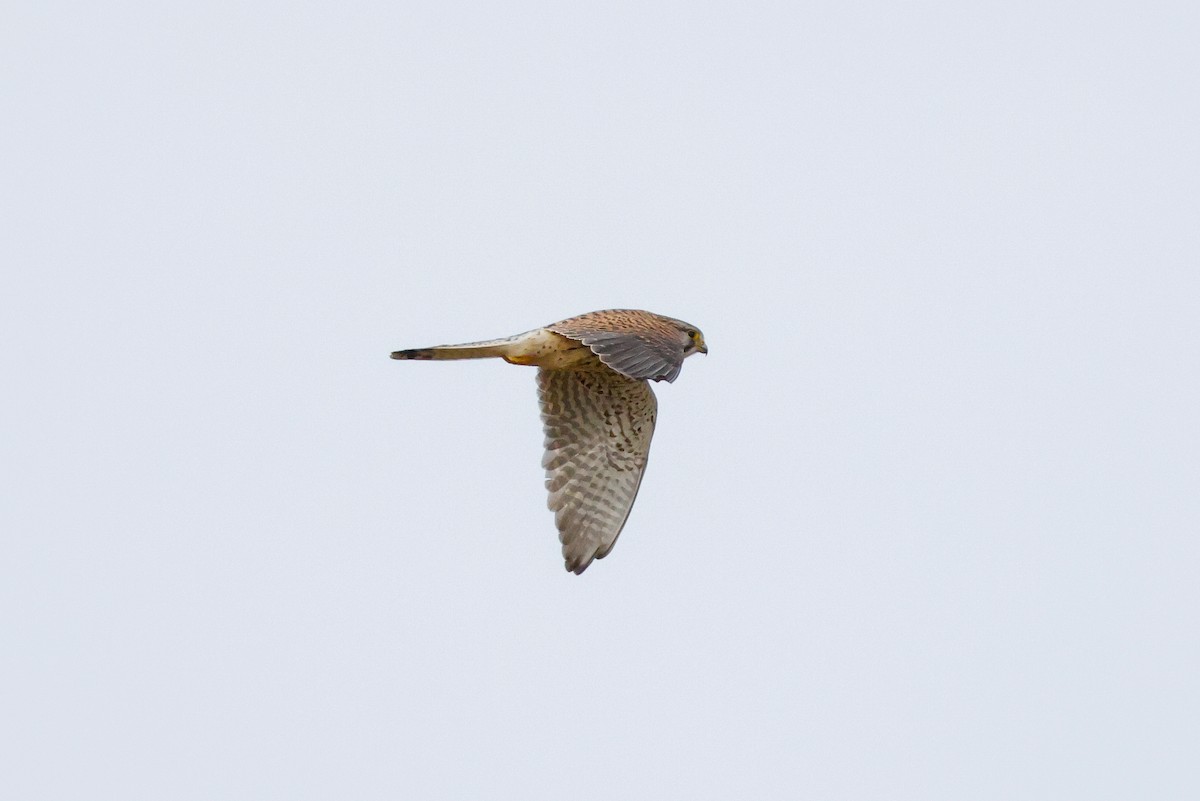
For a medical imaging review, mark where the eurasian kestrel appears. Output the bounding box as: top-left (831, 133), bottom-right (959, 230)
top-left (390, 309), bottom-right (707, 574)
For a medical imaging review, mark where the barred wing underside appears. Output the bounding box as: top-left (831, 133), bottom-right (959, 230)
top-left (537, 367), bottom-right (657, 574)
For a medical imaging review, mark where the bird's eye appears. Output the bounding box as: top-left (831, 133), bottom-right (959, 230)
top-left (686, 330), bottom-right (698, 339)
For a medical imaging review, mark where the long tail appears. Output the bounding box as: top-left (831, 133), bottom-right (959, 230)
top-left (390, 335), bottom-right (520, 361)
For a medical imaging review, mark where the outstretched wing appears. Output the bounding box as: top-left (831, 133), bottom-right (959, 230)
top-left (537, 366), bottom-right (657, 574)
top-left (547, 309), bottom-right (687, 383)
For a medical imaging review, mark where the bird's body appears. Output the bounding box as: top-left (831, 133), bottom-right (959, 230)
top-left (391, 309), bottom-right (706, 574)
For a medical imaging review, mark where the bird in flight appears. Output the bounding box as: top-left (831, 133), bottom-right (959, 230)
top-left (391, 309), bottom-right (707, 574)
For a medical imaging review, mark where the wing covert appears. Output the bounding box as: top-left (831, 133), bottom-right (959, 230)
top-left (546, 310), bottom-right (687, 382)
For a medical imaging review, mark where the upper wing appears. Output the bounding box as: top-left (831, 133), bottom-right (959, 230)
top-left (537, 366), bottom-right (657, 574)
top-left (547, 310), bottom-right (686, 383)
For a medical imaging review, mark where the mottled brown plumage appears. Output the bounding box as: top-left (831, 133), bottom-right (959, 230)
top-left (390, 309), bottom-right (706, 574)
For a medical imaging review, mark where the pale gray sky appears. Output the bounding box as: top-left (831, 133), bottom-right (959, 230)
top-left (4, 1), bottom-right (1198, 799)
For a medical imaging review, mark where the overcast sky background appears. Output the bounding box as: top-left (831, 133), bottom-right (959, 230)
top-left (4, 1), bottom-right (1198, 798)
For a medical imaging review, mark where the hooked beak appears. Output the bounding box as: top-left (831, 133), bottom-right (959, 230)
top-left (698, 341), bottom-right (708, 355)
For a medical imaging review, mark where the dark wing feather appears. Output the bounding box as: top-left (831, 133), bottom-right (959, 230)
top-left (547, 310), bottom-right (686, 383)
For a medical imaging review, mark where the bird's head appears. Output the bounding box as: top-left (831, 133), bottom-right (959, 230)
top-left (678, 321), bottom-right (708, 356)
